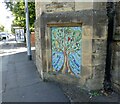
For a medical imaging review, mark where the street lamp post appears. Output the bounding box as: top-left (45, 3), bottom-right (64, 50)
top-left (25, 0), bottom-right (32, 60)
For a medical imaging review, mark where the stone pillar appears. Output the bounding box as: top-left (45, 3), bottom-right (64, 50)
top-left (79, 10), bottom-right (108, 90)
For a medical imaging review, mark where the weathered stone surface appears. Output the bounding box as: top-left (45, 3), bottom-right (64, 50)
top-left (44, 72), bottom-right (79, 85)
top-left (92, 39), bottom-right (107, 54)
top-left (80, 66), bottom-right (93, 79)
top-left (45, 2), bottom-right (75, 13)
top-left (112, 2), bottom-right (120, 91)
top-left (114, 27), bottom-right (120, 40)
top-left (93, 24), bottom-right (107, 39)
top-left (93, 2), bottom-right (106, 10)
top-left (82, 53), bottom-right (92, 66)
top-left (116, 2), bottom-right (120, 26)
top-left (38, 10), bottom-right (107, 26)
top-left (35, 1), bottom-right (119, 92)
top-left (82, 39), bottom-right (92, 54)
top-left (80, 65), bottom-right (105, 90)
top-left (112, 42), bottom-right (120, 90)
top-left (114, 2), bottom-right (120, 41)
top-left (82, 26), bottom-right (92, 39)
top-left (92, 54), bottom-right (106, 65)
top-left (35, 9), bottom-right (107, 91)
top-left (86, 78), bottom-right (104, 90)
top-left (75, 2), bottom-right (93, 11)
top-left (92, 65), bottom-right (105, 79)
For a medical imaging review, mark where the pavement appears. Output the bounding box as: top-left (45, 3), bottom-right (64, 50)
top-left (0, 40), bottom-right (70, 103)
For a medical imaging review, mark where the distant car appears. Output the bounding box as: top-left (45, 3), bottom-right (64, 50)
top-left (0, 32), bottom-right (9, 40)
top-left (8, 34), bottom-right (15, 40)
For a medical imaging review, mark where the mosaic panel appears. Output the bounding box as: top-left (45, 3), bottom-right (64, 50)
top-left (51, 27), bottom-right (82, 76)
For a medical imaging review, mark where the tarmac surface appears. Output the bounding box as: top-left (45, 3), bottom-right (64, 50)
top-left (0, 40), bottom-right (70, 103)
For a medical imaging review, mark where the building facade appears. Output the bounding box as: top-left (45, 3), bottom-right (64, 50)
top-left (34, 1), bottom-right (120, 91)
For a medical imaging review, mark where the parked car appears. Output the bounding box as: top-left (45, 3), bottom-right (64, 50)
top-left (8, 34), bottom-right (15, 40)
top-left (0, 32), bottom-right (9, 40)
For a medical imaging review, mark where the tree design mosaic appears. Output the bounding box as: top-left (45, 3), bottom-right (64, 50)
top-left (51, 27), bottom-right (82, 76)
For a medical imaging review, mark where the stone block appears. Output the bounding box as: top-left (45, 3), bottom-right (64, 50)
top-left (112, 50), bottom-right (120, 91)
top-left (35, 2), bottom-right (48, 16)
top-left (92, 65), bottom-right (105, 79)
top-left (86, 78), bottom-right (104, 90)
top-left (41, 50), bottom-right (47, 72)
top-left (82, 26), bottom-right (93, 39)
top-left (45, 2), bottom-right (74, 13)
top-left (82, 53), bottom-right (92, 66)
top-left (75, 2), bottom-right (93, 11)
top-left (115, 27), bottom-right (120, 35)
top-left (92, 54), bottom-right (106, 65)
top-left (92, 10), bottom-right (108, 25)
top-left (93, 24), bottom-right (107, 39)
top-left (85, 64), bottom-right (105, 90)
top-left (45, 49), bottom-right (52, 72)
top-left (93, 2), bottom-right (106, 10)
top-left (114, 27), bottom-right (120, 40)
top-left (39, 50), bottom-right (42, 58)
top-left (82, 39), bottom-right (92, 54)
top-left (45, 35), bottom-right (51, 50)
top-left (79, 77), bottom-right (87, 88)
top-left (112, 68), bottom-right (119, 83)
top-left (80, 66), bottom-right (93, 79)
top-left (116, 3), bottom-right (120, 26)
top-left (92, 39), bottom-right (107, 54)
top-left (36, 58), bottom-right (42, 72)
top-left (41, 38), bottom-right (46, 50)
top-left (56, 74), bottom-right (79, 84)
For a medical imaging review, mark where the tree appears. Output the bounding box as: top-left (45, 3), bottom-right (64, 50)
top-left (0, 25), bottom-right (5, 32)
top-left (51, 27), bottom-right (82, 76)
top-left (5, 0), bottom-right (35, 31)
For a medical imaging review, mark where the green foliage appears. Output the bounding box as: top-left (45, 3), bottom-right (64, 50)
top-left (0, 25), bottom-right (5, 32)
top-left (51, 27), bottom-right (82, 53)
top-left (11, 24), bottom-right (15, 33)
top-left (5, 0), bottom-right (35, 32)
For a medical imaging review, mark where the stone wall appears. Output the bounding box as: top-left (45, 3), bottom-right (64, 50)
top-left (34, 17), bottom-right (43, 78)
top-left (35, 0), bottom-right (120, 90)
top-left (34, 2), bottom-right (110, 90)
top-left (35, 2), bottom-right (106, 15)
top-left (80, 10), bottom-right (108, 90)
top-left (111, 2), bottom-right (120, 91)
top-left (35, 4), bottom-right (108, 91)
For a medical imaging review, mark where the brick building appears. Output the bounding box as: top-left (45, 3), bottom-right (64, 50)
top-left (34, 1), bottom-right (120, 91)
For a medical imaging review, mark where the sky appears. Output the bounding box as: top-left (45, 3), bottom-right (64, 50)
top-left (0, 1), bottom-right (14, 33)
